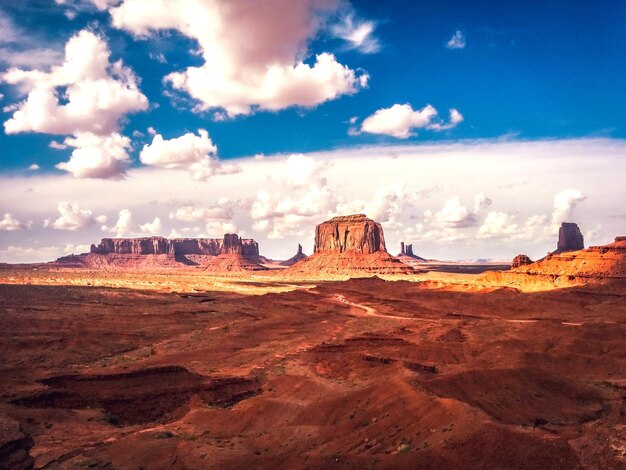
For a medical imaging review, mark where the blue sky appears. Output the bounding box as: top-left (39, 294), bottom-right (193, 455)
top-left (0, 0), bottom-right (625, 261)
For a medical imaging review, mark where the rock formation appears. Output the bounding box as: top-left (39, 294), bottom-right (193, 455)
top-left (288, 214), bottom-right (414, 276)
top-left (314, 214), bottom-right (386, 254)
top-left (279, 244), bottom-right (308, 266)
top-left (482, 236), bottom-right (626, 289)
top-left (0, 412), bottom-right (34, 470)
top-left (398, 242), bottom-right (426, 261)
top-left (554, 222), bottom-right (584, 254)
top-left (58, 234), bottom-right (265, 271)
top-left (511, 254), bottom-right (532, 268)
top-left (90, 235), bottom-right (260, 258)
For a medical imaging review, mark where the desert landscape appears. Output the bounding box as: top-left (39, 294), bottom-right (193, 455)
top-left (1, 214), bottom-right (625, 469)
top-left (1, 1), bottom-right (625, 469)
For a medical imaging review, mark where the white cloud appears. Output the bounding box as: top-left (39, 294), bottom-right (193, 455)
top-left (2, 29), bottom-right (148, 136)
top-left (52, 202), bottom-right (102, 230)
top-left (27, 163), bottom-right (40, 171)
top-left (428, 196), bottom-right (477, 229)
top-left (0, 213), bottom-right (28, 231)
top-left (551, 189), bottom-right (586, 232)
top-left (56, 132), bottom-right (132, 179)
top-left (360, 104), bottom-right (463, 138)
top-left (446, 30), bottom-right (466, 50)
top-left (106, 209), bottom-right (133, 237)
top-left (473, 192), bottom-right (492, 212)
top-left (169, 204), bottom-right (233, 222)
top-left (104, 0), bottom-right (368, 116)
top-left (139, 216), bottom-right (162, 235)
top-left (49, 140), bottom-right (68, 150)
top-left (139, 129), bottom-right (239, 180)
top-left (331, 14), bottom-right (380, 53)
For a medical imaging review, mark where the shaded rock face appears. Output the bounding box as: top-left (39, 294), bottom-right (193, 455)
top-left (314, 214), bottom-right (386, 254)
top-left (91, 235), bottom-right (260, 259)
top-left (511, 254), bottom-right (533, 268)
top-left (0, 412), bottom-right (34, 470)
top-left (555, 222), bottom-right (584, 253)
top-left (400, 242), bottom-right (415, 257)
top-left (279, 244), bottom-right (308, 266)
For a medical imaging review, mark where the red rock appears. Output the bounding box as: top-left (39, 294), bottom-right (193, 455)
top-left (314, 214), bottom-right (386, 254)
top-left (90, 236), bottom-right (260, 258)
top-left (511, 254), bottom-right (532, 268)
top-left (279, 244), bottom-right (308, 266)
top-left (554, 222), bottom-right (584, 253)
top-left (289, 214), bottom-right (414, 276)
top-left (0, 412), bottom-right (34, 470)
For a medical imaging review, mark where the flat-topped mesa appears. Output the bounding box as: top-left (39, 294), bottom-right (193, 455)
top-left (314, 214), bottom-right (386, 254)
top-left (554, 222), bottom-right (584, 254)
top-left (90, 235), bottom-right (260, 258)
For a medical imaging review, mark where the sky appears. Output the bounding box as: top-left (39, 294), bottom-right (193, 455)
top-left (0, 0), bottom-right (625, 262)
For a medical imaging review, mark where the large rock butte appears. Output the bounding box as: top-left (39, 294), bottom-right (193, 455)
top-left (511, 254), bottom-right (533, 268)
top-left (554, 222), bottom-right (584, 254)
top-left (279, 244), bottom-right (308, 266)
top-left (314, 214), bottom-right (386, 254)
top-left (288, 214), bottom-right (414, 276)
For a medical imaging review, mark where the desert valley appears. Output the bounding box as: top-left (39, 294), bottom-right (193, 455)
top-left (1, 214), bottom-right (625, 469)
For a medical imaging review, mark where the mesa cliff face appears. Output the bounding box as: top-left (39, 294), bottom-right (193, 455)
top-left (288, 214), bottom-right (413, 276)
top-left (57, 234), bottom-right (264, 270)
top-left (314, 214), bottom-right (386, 254)
top-left (90, 235), bottom-right (259, 258)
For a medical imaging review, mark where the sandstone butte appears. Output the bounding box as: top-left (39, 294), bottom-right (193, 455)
top-left (286, 214), bottom-right (414, 276)
top-left (279, 244), bottom-right (308, 266)
top-left (553, 222), bottom-right (584, 254)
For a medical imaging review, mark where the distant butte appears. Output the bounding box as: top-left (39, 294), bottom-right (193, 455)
top-left (553, 222), bottom-right (584, 254)
top-left (287, 214), bottom-right (414, 276)
top-left (57, 234), bottom-right (266, 271)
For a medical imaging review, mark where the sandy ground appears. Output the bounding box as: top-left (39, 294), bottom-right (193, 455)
top-left (1, 269), bottom-right (625, 469)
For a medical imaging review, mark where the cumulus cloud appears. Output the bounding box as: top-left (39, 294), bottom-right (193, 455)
top-left (0, 213), bottom-right (28, 231)
top-left (106, 209), bottom-right (133, 237)
top-left (103, 0), bottom-right (368, 116)
top-left (473, 192), bottom-right (492, 212)
top-left (360, 104), bottom-right (463, 138)
top-left (331, 14), bottom-right (380, 53)
top-left (169, 203), bottom-right (234, 222)
top-left (51, 202), bottom-right (105, 230)
top-left (2, 29), bottom-right (148, 136)
top-left (446, 30), bottom-right (466, 49)
top-left (551, 189), bottom-right (586, 232)
top-left (139, 216), bottom-right (162, 235)
top-left (139, 129), bottom-right (239, 180)
top-left (27, 163), bottom-right (40, 171)
top-left (56, 132), bottom-right (132, 179)
top-left (1, 29), bottom-right (148, 180)
top-left (251, 154), bottom-right (337, 239)
top-left (427, 196), bottom-right (477, 229)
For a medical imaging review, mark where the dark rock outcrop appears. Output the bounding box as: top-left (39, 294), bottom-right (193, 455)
top-left (0, 412), bottom-right (34, 470)
top-left (554, 222), bottom-right (584, 254)
top-left (90, 235), bottom-right (260, 259)
top-left (511, 254), bottom-right (532, 268)
top-left (398, 242), bottom-right (426, 261)
top-left (314, 214), bottom-right (386, 254)
top-left (279, 244), bottom-right (308, 266)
